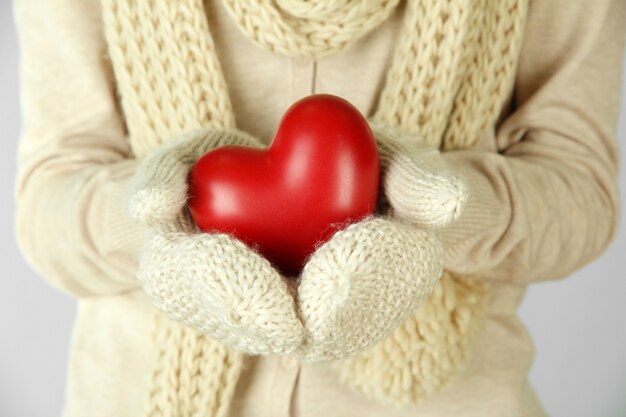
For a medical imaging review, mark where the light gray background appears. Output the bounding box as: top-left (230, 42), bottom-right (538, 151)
top-left (1, 3), bottom-right (625, 417)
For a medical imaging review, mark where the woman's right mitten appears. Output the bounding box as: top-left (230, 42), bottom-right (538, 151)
top-left (129, 128), bottom-right (305, 355)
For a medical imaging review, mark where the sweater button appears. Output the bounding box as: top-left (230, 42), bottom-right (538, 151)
top-left (281, 356), bottom-right (299, 370)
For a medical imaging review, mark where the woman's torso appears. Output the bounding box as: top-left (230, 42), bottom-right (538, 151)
top-left (63, 1), bottom-right (546, 416)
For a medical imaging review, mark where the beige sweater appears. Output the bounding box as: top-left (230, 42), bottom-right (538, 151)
top-left (13, 0), bottom-right (625, 416)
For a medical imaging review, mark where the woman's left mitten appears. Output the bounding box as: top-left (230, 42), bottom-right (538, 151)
top-left (295, 217), bottom-right (443, 363)
top-left (295, 123), bottom-right (468, 363)
top-left (371, 121), bottom-right (468, 228)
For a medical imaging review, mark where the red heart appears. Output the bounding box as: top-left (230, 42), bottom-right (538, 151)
top-left (187, 94), bottom-right (380, 277)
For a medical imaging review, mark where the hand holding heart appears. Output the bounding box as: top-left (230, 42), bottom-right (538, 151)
top-left (130, 129), bottom-right (305, 355)
top-left (187, 95), bottom-right (380, 277)
top-left (129, 95), bottom-right (468, 362)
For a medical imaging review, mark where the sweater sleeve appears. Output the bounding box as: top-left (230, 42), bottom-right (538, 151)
top-left (441, 0), bottom-right (625, 283)
top-left (13, 0), bottom-right (144, 297)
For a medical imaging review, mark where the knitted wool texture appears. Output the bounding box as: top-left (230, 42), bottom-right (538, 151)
top-left (296, 215), bottom-right (445, 363)
top-left (129, 123), bottom-right (466, 366)
top-left (101, 0), bottom-right (529, 414)
top-left (130, 129), bottom-right (307, 357)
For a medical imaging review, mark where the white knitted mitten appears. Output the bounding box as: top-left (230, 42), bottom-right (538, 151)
top-left (129, 128), bottom-right (305, 355)
top-left (295, 123), bottom-right (468, 363)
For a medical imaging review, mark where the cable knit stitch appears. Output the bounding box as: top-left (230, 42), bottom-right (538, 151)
top-left (101, 0), bottom-right (529, 414)
top-left (221, 0), bottom-right (401, 58)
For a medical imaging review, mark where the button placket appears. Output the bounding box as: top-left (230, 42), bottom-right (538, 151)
top-left (269, 355), bottom-right (301, 417)
top-left (291, 58), bottom-right (316, 101)
top-left (281, 355), bottom-right (299, 370)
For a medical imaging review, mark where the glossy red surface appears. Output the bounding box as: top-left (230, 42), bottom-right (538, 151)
top-left (187, 94), bottom-right (380, 277)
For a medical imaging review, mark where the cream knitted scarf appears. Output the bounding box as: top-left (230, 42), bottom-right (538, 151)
top-left (101, 0), bottom-right (529, 415)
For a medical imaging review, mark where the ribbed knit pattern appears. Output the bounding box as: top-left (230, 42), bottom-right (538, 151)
top-left (372, 0), bottom-right (528, 151)
top-left (372, 122), bottom-right (469, 228)
top-left (221, 0), bottom-right (401, 59)
top-left (102, 0), bottom-right (234, 159)
top-left (102, 2), bottom-right (244, 415)
top-left (442, 0), bottom-right (530, 151)
top-left (144, 316), bottom-right (244, 417)
top-left (373, 0), bottom-right (479, 147)
top-left (101, 0), bottom-right (529, 414)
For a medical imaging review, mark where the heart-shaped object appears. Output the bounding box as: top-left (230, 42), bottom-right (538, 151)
top-left (187, 94), bottom-right (380, 277)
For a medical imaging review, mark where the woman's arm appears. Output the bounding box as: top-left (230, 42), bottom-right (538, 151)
top-left (14, 0), bottom-right (143, 297)
top-left (441, 0), bottom-right (626, 283)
